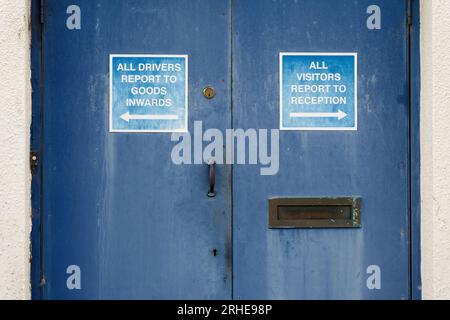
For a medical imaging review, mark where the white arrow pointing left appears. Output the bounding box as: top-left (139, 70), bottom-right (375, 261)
top-left (120, 112), bottom-right (179, 122)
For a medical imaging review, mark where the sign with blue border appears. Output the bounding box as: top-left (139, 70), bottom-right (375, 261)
top-left (110, 54), bottom-right (188, 132)
top-left (280, 52), bottom-right (357, 131)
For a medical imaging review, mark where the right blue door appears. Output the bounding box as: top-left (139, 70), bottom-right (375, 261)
top-left (232, 0), bottom-right (411, 299)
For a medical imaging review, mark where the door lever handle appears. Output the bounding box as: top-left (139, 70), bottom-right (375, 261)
top-left (207, 161), bottom-right (216, 198)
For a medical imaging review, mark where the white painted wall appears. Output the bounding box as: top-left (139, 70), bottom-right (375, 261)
top-left (420, 0), bottom-right (450, 300)
top-left (0, 0), bottom-right (31, 299)
top-left (0, 0), bottom-right (449, 300)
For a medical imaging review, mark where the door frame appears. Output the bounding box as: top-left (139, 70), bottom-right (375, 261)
top-left (29, 0), bottom-right (422, 300)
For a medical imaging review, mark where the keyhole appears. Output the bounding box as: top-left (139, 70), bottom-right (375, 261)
top-left (212, 248), bottom-right (218, 256)
top-left (203, 86), bottom-right (216, 99)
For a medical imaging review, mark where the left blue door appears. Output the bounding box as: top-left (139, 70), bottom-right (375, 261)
top-left (41, 0), bottom-right (231, 299)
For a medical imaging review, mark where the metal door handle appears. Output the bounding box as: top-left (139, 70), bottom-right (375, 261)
top-left (207, 161), bottom-right (216, 197)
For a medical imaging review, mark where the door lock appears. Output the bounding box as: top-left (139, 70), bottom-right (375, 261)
top-left (203, 86), bottom-right (216, 99)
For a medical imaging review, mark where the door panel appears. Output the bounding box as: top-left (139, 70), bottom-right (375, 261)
top-left (232, 0), bottom-right (410, 299)
top-left (42, 0), bottom-right (231, 299)
top-left (40, 0), bottom-right (412, 300)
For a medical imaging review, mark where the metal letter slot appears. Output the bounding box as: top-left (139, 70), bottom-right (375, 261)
top-left (268, 197), bottom-right (361, 228)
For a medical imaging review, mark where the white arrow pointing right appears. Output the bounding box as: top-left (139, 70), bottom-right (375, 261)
top-left (289, 109), bottom-right (348, 120)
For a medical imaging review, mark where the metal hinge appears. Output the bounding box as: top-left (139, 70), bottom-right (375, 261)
top-left (30, 151), bottom-right (38, 175)
top-left (407, 0), bottom-right (413, 27)
top-left (40, 0), bottom-right (44, 25)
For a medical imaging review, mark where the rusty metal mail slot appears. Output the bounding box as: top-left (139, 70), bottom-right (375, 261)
top-left (268, 197), bottom-right (361, 228)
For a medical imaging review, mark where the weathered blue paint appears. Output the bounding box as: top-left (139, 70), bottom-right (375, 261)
top-left (39, 0), bottom-right (232, 299)
top-left (31, 0), bottom-right (421, 300)
top-left (232, 0), bottom-right (411, 299)
top-left (110, 55), bottom-right (188, 132)
top-left (409, 0), bottom-right (422, 300)
top-left (280, 53), bottom-right (357, 130)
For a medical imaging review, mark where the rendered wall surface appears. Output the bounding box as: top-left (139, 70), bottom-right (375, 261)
top-left (0, 0), bottom-right (31, 300)
top-left (420, 0), bottom-right (450, 300)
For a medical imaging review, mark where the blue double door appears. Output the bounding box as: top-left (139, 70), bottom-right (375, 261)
top-left (40, 0), bottom-right (411, 299)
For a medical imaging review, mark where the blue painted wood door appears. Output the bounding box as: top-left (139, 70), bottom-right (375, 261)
top-left (232, 0), bottom-right (410, 299)
top-left (41, 0), bottom-right (232, 299)
top-left (39, 0), bottom-right (411, 299)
